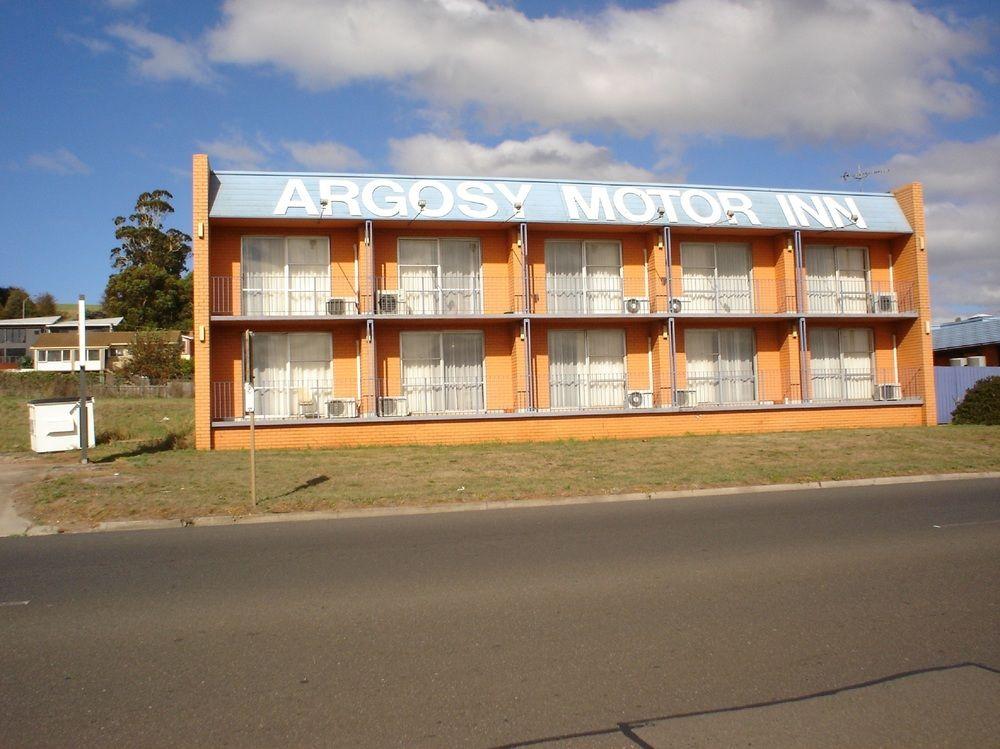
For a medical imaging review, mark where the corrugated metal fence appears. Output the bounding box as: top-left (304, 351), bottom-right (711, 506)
top-left (934, 366), bottom-right (1000, 424)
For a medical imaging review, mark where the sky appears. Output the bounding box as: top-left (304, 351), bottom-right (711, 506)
top-left (1, 0), bottom-right (997, 322)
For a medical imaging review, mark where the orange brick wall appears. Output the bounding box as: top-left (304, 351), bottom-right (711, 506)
top-left (211, 404), bottom-right (925, 450)
top-left (193, 155), bottom-right (211, 449)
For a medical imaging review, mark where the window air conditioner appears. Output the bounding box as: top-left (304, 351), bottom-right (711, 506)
top-left (624, 297), bottom-right (650, 314)
top-left (668, 297), bottom-right (683, 314)
top-left (626, 390), bottom-right (653, 409)
top-left (326, 297), bottom-right (359, 315)
top-left (378, 290), bottom-right (401, 314)
top-left (674, 388), bottom-right (697, 407)
top-left (327, 398), bottom-right (359, 418)
top-left (872, 291), bottom-right (898, 314)
top-left (874, 383), bottom-right (902, 401)
top-left (378, 396), bottom-right (409, 417)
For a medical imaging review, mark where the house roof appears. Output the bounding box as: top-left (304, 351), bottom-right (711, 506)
top-left (932, 315), bottom-right (1000, 351)
top-left (47, 316), bottom-right (124, 329)
top-left (30, 330), bottom-right (182, 349)
top-left (0, 316), bottom-right (61, 327)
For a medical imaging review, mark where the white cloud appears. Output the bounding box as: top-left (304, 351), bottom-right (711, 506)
top-left (282, 140), bottom-right (368, 171)
top-left (60, 31), bottom-right (113, 54)
top-left (205, 0), bottom-right (982, 140)
top-left (198, 135), bottom-right (271, 169)
top-left (877, 134), bottom-right (1000, 319)
top-left (108, 23), bottom-right (214, 84)
top-left (388, 132), bottom-right (662, 181)
top-left (26, 148), bottom-right (91, 175)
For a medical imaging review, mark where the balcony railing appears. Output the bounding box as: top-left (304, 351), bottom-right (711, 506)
top-left (374, 275), bottom-right (525, 315)
top-left (544, 270), bottom-right (628, 314)
top-left (659, 277), bottom-right (795, 315)
top-left (803, 280), bottom-right (915, 315)
top-left (210, 274), bottom-right (349, 316)
top-left (805, 367), bottom-right (920, 402)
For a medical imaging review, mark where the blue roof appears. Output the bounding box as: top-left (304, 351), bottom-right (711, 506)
top-left (933, 315), bottom-right (1000, 351)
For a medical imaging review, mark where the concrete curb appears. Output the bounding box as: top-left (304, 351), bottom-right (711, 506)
top-left (9, 470), bottom-right (999, 538)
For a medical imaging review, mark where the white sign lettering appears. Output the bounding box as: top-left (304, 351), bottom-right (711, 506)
top-left (270, 178), bottom-right (868, 230)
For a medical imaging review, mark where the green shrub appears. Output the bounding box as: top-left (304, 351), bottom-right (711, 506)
top-left (952, 376), bottom-right (1000, 425)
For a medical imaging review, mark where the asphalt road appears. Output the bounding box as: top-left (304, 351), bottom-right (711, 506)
top-left (1, 478), bottom-right (998, 748)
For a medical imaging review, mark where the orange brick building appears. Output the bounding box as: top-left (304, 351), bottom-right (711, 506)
top-left (192, 155), bottom-right (934, 450)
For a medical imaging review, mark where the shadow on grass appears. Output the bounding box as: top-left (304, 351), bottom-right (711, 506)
top-left (94, 432), bottom-right (186, 463)
top-left (270, 475), bottom-right (330, 499)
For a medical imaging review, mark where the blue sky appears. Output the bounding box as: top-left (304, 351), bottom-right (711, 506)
top-left (1, 0), bottom-right (997, 320)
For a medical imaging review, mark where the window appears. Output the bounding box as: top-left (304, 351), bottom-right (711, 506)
top-left (242, 236), bottom-right (331, 316)
top-left (86, 349), bottom-right (100, 362)
top-left (251, 332), bottom-right (333, 418)
top-left (548, 329), bottom-right (626, 409)
top-left (805, 246), bottom-right (869, 313)
top-left (545, 240), bottom-right (623, 313)
top-left (684, 328), bottom-right (757, 404)
top-left (809, 328), bottom-right (874, 400)
top-left (397, 238), bottom-right (481, 314)
top-left (680, 243), bottom-right (753, 312)
top-left (400, 331), bottom-right (484, 413)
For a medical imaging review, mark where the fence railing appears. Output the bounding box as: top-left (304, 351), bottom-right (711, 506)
top-left (661, 277), bottom-right (795, 314)
top-left (375, 274), bottom-right (525, 315)
top-left (802, 280), bottom-right (915, 315)
top-left (543, 270), bottom-right (629, 314)
top-left (804, 367), bottom-right (919, 402)
top-left (211, 274), bottom-right (349, 316)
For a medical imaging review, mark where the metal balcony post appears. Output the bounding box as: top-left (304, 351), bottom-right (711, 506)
top-left (519, 223), bottom-right (529, 314)
top-left (668, 316), bottom-right (677, 401)
top-left (798, 316), bottom-right (809, 402)
top-left (793, 230), bottom-right (804, 313)
top-left (663, 226), bottom-right (673, 303)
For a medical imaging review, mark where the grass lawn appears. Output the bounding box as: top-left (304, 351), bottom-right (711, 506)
top-left (3, 395), bottom-right (998, 526)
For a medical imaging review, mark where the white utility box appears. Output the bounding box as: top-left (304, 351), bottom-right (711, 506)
top-left (28, 397), bottom-right (95, 453)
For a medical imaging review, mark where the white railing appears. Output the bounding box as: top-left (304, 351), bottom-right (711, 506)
top-left (545, 269), bottom-right (624, 314)
top-left (683, 370), bottom-right (760, 405)
top-left (241, 273), bottom-right (332, 316)
top-left (548, 374), bottom-right (628, 410)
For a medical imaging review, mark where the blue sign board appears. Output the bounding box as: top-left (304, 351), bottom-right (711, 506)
top-left (209, 171), bottom-right (912, 233)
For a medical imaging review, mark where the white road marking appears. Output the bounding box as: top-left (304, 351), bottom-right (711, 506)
top-left (932, 519), bottom-right (1000, 529)
top-left (0, 600), bottom-right (30, 607)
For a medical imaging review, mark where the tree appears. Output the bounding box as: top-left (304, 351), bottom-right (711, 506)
top-left (952, 376), bottom-right (1000, 425)
top-left (103, 190), bottom-right (193, 330)
top-left (120, 331), bottom-right (185, 381)
top-left (1, 287), bottom-right (30, 319)
top-left (104, 266), bottom-right (192, 331)
top-left (32, 292), bottom-right (57, 316)
top-left (111, 190), bottom-right (191, 276)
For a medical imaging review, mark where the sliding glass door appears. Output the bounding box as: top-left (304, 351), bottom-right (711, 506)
top-left (805, 246), bottom-right (869, 313)
top-left (684, 328), bottom-right (756, 404)
top-left (545, 241), bottom-right (623, 313)
top-left (808, 328), bottom-right (874, 400)
top-left (548, 329), bottom-right (626, 409)
top-left (400, 331), bottom-right (485, 413)
top-left (251, 332), bottom-right (333, 417)
top-left (242, 237), bottom-right (331, 316)
top-left (680, 243), bottom-right (753, 313)
top-left (398, 239), bottom-right (481, 314)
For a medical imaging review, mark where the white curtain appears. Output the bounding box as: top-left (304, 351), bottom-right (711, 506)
top-left (716, 244), bottom-right (753, 313)
top-left (251, 332), bottom-right (332, 417)
top-left (243, 237), bottom-right (284, 315)
top-left (399, 239), bottom-right (438, 314)
top-left (444, 332), bottom-right (484, 411)
top-left (837, 247), bottom-right (869, 313)
top-left (680, 243), bottom-right (717, 311)
top-left (805, 246), bottom-right (837, 313)
top-left (401, 331), bottom-right (484, 413)
top-left (586, 329), bottom-right (626, 407)
top-left (585, 242), bottom-right (623, 313)
top-left (808, 328), bottom-right (841, 400)
top-left (685, 328), bottom-right (720, 404)
top-left (841, 328), bottom-right (874, 399)
top-left (548, 330), bottom-right (586, 408)
top-left (685, 328), bottom-right (755, 404)
top-left (546, 241), bottom-right (585, 313)
top-left (287, 238), bottom-right (330, 315)
top-left (440, 239), bottom-right (481, 313)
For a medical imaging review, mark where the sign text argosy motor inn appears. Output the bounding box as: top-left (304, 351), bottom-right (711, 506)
top-left (209, 173), bottom-right (913, 233)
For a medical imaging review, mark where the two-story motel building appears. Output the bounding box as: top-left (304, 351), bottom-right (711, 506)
top-left (192, 154), bottom-right (934, 450)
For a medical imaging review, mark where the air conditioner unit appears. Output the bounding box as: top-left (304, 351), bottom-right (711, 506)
top-left (874, 383), bottom-right (902, 401)
top-left (378, 396), bottom-right (409, 417)
top-left (378, 290), bottom-right (401, 314)
top-left (626, 390), bottom-right (653, 409)
top-left (326, 297), bottom-right (359, 315)
top-left (872, 291), bottom-right (898, 314)
top-left (327, 398), bottom-right (359, 418)
top-left (624, 297), bottom-right (650, 314)
top-left (668, 297), bottom-right (683, 314)
top-left (674, 388), bottom-right (697, 407)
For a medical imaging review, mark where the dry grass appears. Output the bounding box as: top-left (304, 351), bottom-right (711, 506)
top-left (7, 393), bottom-right (998, 525)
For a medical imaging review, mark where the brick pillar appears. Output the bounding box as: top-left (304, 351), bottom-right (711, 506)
top-left (891, 182), bottom-right (936, 426)
top-left (192, 154), bottom-right (212, 449)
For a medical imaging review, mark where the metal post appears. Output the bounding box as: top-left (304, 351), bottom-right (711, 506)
top-left (798, 317), bottom-right (809, 402)
top-left (77, 296), bottom-right (89, 464)
top-left (663, 226), bottom-right (673, 302)
top-left (793, 230), bottom-right (804, 313)
top-left (519, 223), bottom-right (529, 313)
top-left (668, 317), bottom-right (677, 402)
top-left (243, 330), bottom-right (257, 509)
top-left (249, 408), bottom-right (257, 508)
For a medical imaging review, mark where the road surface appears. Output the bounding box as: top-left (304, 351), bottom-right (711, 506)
top-left (1, 478), bottom-right (998, 747)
